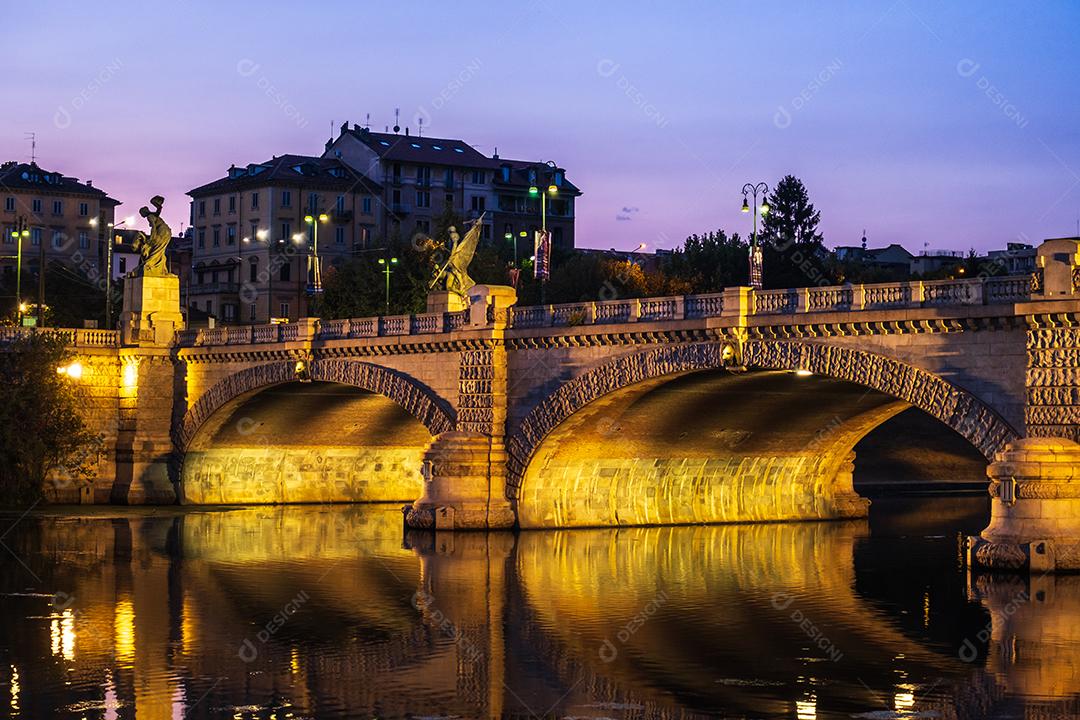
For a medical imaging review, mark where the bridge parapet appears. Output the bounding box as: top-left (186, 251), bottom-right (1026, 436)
top-left (0, 326), bottom-right (119, 347)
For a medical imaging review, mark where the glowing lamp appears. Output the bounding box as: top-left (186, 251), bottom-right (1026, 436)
top-left (795, 369), bottom-right (812, 377)
top-left (741, 197), bottom-right (750, 213)
top-left (760, 200), bottom-right (770, 215)
top-left (528, 186), bottom-right (539, 196)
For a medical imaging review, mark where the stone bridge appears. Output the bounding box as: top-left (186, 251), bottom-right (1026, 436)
top-left (14, 239), bottom-right (1080, 567)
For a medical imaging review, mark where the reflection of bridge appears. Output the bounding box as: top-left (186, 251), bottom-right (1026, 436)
top-left (21, 240), bottom-right (1080, 546)
top-left (11, 506), bottom-right (1080, 719)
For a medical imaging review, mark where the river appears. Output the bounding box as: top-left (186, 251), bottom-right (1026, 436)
top-left (1, 496), bottom-right (1078, 719)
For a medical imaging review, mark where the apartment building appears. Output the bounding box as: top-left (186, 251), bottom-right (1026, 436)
top-left (187, 154), bottom-right (382, 323)
top-left (0, 161), bottom-right (118, 286)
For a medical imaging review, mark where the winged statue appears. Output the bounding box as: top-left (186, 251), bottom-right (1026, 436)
top-left (429, 213), bottom-right (485, 299)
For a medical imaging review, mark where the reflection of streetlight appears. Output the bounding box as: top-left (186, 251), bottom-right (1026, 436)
top-left (741, 182), bottom-right (770, 290)
top-left (377, 256), bottom-right (397, 314)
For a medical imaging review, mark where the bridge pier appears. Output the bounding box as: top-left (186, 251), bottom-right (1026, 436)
top-left (970, 438), bottom-right (1080, 573)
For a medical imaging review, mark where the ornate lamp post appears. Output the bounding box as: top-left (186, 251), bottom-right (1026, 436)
top-left (241, 228), bottom-right (268, 323)
top-left (8, 217), bottom-right (29, 324)
top-left (378, 256), bottom-right (398, 313)
top-left (741, 182), bottom-right (770, 289)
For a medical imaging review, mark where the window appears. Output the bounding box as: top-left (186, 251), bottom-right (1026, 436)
top-left (224, 304), bottom-right (237, 321)
top-left (445, 168), bottom-right (454, 187)
top-left (528, 169), bottom-right (537, 185)
top-left (227, 226), bottom-right (237, 245)
top-left (2, 226), bottom-right (12, 244)
top-left (279, 262), bottom-right (291, 282)
top-left (470, 196), bottom-right (485, 212)
top-left (362, 197), bottom-right (372, 215)
top-left (279, 302), bottom-right (289, 318)
top-left (280, 222), bottom-right (291, 241)
top-left (416, 166), bottom-right (431, 186)
top-left (552, 227), bottom-right (564, 248)
top-left (197, 228), bottom-right (206, 249)
top-left (415, 219), bottom-right (430, 234)
top-left (78, 231), bottom-right (89, 249)
top-left (308, 192), bottom-right (319, 211)
top-left (51, 230), bottom-right (64, 248)
top-left (358, 226), bottom-right (369, 247)
top-left (212, 227), bottom-right (221, 247)
top-left (280, 190), bottom-right (292, 207)
top-left (416, 191), bottom-right (430, 208)
top-left (392, 163), bottom-right (401, 182)
top-left (32, 199), bottom-right (42, 213)
top-left (501, 166), bottom-right (510, 182)
top-left (249, 259), bottom-right (258, 283)
top-left (335, 195), bottom-right (345, 213)
top-left (251, 192), bottom-right (259, 210)
top-left (4, 197), bottom-right (14, 212)
top-left (213, 198), bottom-right (221, 215)
top-left (50, 200), bottom-right (62, 216)
top-left (198, 200), bottom-right (206, 217)
top-left (335, 226), bottom-right (345, 245)
top-left (554, 171), bottom-right (564, 186)
top-left (445, 193), bottom-right (454, 208)
top-left (392, 189), bottom-right (401, 206)
top-left (205, 300), bottom-right (213, 314)
top-left (31, 228), bottom-right (41, 246)
top-left (118, 257), bottom-right (127, 274)
top-left (228, 195), bottom-right (236, 213)
top-left (471, 170), bottom-right (484, 184)
top-left (78, 202), bottom-right (88, 216)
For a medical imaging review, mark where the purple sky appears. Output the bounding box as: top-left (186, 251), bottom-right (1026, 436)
top-left (5, 1), bottom-right (1079, 252)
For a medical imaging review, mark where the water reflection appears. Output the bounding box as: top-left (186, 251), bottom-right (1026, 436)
top-left (0, 500), bottom-right (1078, 718)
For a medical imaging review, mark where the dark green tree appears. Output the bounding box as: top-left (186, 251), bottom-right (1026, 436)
top-left (0, 333), bottom-right (100, 505)
top-left (663, 230), bottom-right (749, 292)
top-left (760, 175), bottom-right (823, 250)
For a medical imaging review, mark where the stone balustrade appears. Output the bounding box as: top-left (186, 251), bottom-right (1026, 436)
top-left (0, 326), bottom-right (120, 347)
top-left (167, 273), bottom-right (1037, 348)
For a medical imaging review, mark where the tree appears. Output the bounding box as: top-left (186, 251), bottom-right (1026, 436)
top-left (0, 333), bottom-right (100, 505)
top-left (663, 230), bottom-right (749, 292)
top-left (758, 175), bottom-right (834, 288)
top-left (760, 175), bottom-right (823, 250)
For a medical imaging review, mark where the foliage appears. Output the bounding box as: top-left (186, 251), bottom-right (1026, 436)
top-left (661, 230), bottom-right (749, 292)
top-left (760, 175), bottom-right (823, 249)
top-left (0, 333), bottom-right (101, 505)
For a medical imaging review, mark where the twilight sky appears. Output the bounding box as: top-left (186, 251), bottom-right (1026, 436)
top-left (4, 0), bottom-right (1079, 252)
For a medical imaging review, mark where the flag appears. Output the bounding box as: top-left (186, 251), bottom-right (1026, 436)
top-left (534, 230), bottom-right (551, 281)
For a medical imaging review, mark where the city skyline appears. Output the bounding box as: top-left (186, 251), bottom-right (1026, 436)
top-left (3, 1), bottom-right (1079, 252)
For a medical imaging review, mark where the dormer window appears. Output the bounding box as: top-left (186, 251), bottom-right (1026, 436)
top-left (501, 165), bottom-right (510, 182)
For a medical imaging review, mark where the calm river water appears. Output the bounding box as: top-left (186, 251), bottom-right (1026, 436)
top-left (1, 496), bottom-right (1079, 719)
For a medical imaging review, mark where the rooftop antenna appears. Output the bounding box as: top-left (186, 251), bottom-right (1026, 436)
top-left (418, 117), bottom-right (424, 137)
top-left (393, 108), bottom-right (401, 133)
top-left (365, 113), bottom-right (371, 130)
top-left (861, 229), bottom-right (867, 250)
top-left (25, 132), bottom-right (36, 163)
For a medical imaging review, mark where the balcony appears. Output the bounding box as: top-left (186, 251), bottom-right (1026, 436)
top-left (390, 203), bottom-right (411, 215)
top-left (330, 209), bottom-right (353, 223)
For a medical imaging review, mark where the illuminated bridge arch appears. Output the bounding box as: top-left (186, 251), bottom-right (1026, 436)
top-left (175, 358), bottom-right (456, 453)
top-left (505, 339), bottom-right (1020, 499)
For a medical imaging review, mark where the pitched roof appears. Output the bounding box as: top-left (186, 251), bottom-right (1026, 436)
top-left (490, 158), bottom-right (581, 195)
top-left (188, 154), bottom-right (381, 197)
top-left (0, 161), bottom-right (118, 204)
top-left (339, 127), bottom-right (499, 168)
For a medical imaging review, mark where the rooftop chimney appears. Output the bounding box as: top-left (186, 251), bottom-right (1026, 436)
top-left (405, 127), bottom-right (410, 136)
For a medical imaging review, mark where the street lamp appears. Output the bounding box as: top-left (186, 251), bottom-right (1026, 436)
top-left (303, 213), bottom-right (329, 302)
top-left (9, 217), bottom-right (29, 325)
top-left (377, 256), bottom-right (397, 314)
top-left (96, 216), bottom-right (131, 327)
top-left (240, 228), bottom-right (269, 324)
top-left (741, 182), bottom-right (769, 289)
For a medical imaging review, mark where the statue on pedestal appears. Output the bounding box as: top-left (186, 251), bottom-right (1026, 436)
top-left (429, 213), bottom-right (484, 300)
top-left (132, 195), bottom-right (172, 277)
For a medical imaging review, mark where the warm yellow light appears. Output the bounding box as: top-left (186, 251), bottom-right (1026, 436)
top-left (294, 360), bottom-right (306, 374)
top-left (18, 302), bottom-right (27, 313)
top-left (547, 184), bottom-right (558, 195)
top-left (318, 213), bottom-right (328, 223)
top-left (795, 369), bottom-right (812, 377)
top-left (255, 228), bottom-right (269, 241)
top-left (114, 598), bottom-right (135, 667)
top-left (304, 215), bottom-right (314, 224)
top-left (122, 363), bottom-right (138, 389)
top-left (89, 217), bottom-right (99, 227)
top-left (65, 362), bottom-right (83, 380)
top-left (292, 233), bottom-right (305, 243)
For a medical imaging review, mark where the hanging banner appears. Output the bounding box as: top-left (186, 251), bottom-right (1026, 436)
top-left (749, 246), bottom-right (763, 290)
top-left (534, 230), bottom-right (551, 281)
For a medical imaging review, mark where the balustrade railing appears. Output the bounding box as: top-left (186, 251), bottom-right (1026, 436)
top-left (165, 273), bottom-right (1039, 348)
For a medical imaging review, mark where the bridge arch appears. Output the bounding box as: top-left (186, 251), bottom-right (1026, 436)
top-left (176, 358), bottom-right (455, 453)
top-left (506, 340), bottom-right (1019, 527)
top-left (173, 358), bottom-right (455, 504)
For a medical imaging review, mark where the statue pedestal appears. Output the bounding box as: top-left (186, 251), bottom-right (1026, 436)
top-left (120, 273), bottom-right (183, 346)
top-left (427, 291), bottom-right (467, 314)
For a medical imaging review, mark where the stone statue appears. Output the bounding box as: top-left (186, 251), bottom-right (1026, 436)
top-left (132, 195), bottom-right (172, 277)
top-left (429, 213), bottom-right (484, 299)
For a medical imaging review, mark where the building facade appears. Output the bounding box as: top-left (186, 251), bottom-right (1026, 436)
top-left (187, 155), bottom-right (382, 323)
top-left (323, 123), bottom-right (580, 252)
top-left (0, 161), bottom-right (118, 295)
